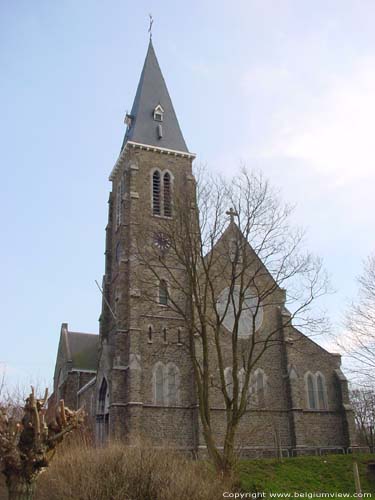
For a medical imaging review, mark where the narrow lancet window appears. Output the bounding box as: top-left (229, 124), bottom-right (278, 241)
top-left (307, 373), bottom-right (316, 409)
top-left (159, 280), bottom-right (168, 305)
top-left (155, 364), bottom-right (164, 405)
top-left (152, 171), bottom-right (161, 215)
top-left (317, 374), bottom-right (327, 409)
top-left (163, 172), bottom-right (172, 217)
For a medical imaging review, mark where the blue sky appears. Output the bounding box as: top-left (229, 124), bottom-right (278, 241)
top-left (1, 0), bottom-right (374, 387)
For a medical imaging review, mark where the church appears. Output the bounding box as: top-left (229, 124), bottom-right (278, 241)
top-left (51, 39), bottom-right (357, 457)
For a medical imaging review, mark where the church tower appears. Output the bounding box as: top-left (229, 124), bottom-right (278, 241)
top-left (96, 40), bottom-right (197, 449)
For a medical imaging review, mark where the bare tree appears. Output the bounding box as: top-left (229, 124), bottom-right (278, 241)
top-left (136, 167), bottom-right (329, 475)
top-left (341, 254), bottom-right (375, 384)
top-left (0, 387), bottom-right (85, 500)
top-left (350, 387), bottom-right (375, 452)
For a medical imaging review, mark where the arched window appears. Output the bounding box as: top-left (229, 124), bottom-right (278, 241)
top-left (166, 363), bottom-right (180, 405)
top-left (163, 172), bottom-right (172, 217)
top-left (255, 369), bottom-right (266, 407)
top-left (224, 367), bottom-right (233, 399)
top-left (317, 373), bottom-right (327, 410)
top-left (238, 368), bottom-right (245, 397)
top-left (152, 171), bottom-right (161, 215)
top-left (98, 378), bottom-right (108, 414)
top-left (162, 326), bottom-right (167, 343)
top-left (159, 280), bottom-right (168, 305)
top-left (177, 327), bottom-right (182, 344)
top-left (307, 373), bottom-right (317, 409)
top-left (154, 363), bottom-right (164, 405)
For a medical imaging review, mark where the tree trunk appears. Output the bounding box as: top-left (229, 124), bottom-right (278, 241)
top-left (6, 476), bottom-right (36, 500)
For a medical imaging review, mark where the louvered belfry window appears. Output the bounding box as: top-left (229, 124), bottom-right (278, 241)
top-left (152, 171), bottom-right (161, 215)
top-left (163, 172), bottom-right (172, 217)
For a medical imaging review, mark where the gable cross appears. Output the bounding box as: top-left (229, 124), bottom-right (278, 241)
top-left (226, 207), bottom-right (238, 223)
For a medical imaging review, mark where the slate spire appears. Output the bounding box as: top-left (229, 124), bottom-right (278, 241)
top-left (122, 40), bottom-right (189, 153)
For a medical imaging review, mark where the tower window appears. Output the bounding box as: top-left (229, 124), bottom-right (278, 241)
top-left (159, 280), bottom-right (168, 305)
top-left (152, 171), bottom-right (161, 215)
top-left (163, 172), bottom-right (172, 217)
top-left (163, 327), bottom-right (167, 343)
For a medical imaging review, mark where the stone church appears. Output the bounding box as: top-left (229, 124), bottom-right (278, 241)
top-left (51, 40), bottom-right (357, 457)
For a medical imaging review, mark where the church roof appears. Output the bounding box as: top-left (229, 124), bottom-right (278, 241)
top-left (63, 328), bottom-right (98, 371)
top-left (122, 40), bottom-right (189, 153)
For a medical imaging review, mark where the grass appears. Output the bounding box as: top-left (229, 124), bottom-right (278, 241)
top-left (239, 453), bottom-right (375, 498)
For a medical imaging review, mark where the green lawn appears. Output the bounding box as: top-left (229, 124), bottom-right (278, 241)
top-left (238, 454), bottom-right (375, 499)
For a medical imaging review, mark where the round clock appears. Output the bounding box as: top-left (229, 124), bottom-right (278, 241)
top-left (216, 285), bottom-right (263, 337)
top-left (153, 232), bottom-right (171, 252)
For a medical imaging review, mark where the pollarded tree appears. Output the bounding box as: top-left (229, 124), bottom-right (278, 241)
top-left (341, 254), bottom-right (375, 384)
top-left (136, 167), bottom-right (329, 475)
top-left (0, 387), bottom-right (84, 500)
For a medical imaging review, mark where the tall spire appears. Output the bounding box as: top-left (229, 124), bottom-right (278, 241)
top-left (122, 40), bottom-right (189, 153)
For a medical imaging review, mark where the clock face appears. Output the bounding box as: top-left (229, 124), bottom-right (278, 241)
top-left (153, 232), bottom-right (171, 251)
top-left (216, 285), bottom-right (263, 337)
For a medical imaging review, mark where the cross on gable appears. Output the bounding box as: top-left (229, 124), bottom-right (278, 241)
top-left (226, 207), bottom-right (238, 223)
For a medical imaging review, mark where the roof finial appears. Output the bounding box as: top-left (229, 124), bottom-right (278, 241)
top-left (148, 13), bottom-right (154, 40)
top-left (226, 207), bottom-right (238, 224)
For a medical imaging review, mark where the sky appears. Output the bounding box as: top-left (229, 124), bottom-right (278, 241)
top-left (0, 0), bottom-right (374, 388)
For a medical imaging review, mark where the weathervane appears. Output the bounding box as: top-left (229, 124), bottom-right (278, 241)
top-left (148, 14), bottom-right (154, 40)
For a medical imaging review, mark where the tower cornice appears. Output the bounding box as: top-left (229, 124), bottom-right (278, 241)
top-left (109, 141), bottom-right (196, 181)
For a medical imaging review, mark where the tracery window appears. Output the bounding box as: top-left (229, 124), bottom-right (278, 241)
top-left (151, 169), bottom-right (173, 217)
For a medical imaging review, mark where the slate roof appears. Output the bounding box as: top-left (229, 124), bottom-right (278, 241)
top-left (65, 331), bottom-right (98, 371)
top-left (122, 40), bottom-right (189, 153)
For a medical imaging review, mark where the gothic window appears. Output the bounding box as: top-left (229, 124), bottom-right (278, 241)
top-left (166, 363), bottom-right (180, 405)
top-left (163, 172), bottom-right (172, 217)
top-left (152, 171), bottom-right (161, 215)
top-left (238, 368), bottom-right (245, 397)
top-left (154, 363), bottom-right (164, 405)
top-left (317, 373), bottom-right (327, 410)
top-left (306, 373), bottom-right (317, 409)
top-left (249, 369), bottom-right (266, 407)
top-left (256, 369), bottom-right (265, 407)
top-left (98, 378), bottom-right (108, 414)
top-left (162, 326), bottom-right (167, 343)
top-left (177, 327), bottom-right (182, 344)
top-left (116, 183), bottom-right (122, 228)
top-left (159, 280), bottom-right (168, 305)
top-left (224, 367), bottom-right (233, 399)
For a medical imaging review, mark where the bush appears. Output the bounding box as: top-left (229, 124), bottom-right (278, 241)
top-left (35, 442), bottom-right (229, 500)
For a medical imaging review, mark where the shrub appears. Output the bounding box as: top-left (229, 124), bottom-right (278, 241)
top-left (36, 442), bottom-right (229, 500)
